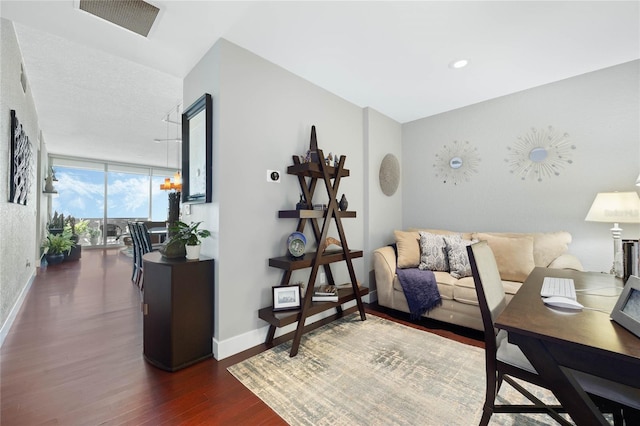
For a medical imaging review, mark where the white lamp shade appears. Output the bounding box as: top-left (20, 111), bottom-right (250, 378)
top-left (636, 173), bottom-right (640, 186)
top-left (585, 192), bottom-right (640, 223)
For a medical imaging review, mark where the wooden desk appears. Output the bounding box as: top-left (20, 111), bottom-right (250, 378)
top-left (495, 267), bottom-right (640, 425)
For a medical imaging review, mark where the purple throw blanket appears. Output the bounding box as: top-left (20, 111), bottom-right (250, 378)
top-left (396, 268), bottom-right (442, 320)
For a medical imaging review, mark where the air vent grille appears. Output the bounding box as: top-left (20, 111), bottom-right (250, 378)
top-left (79, 0), bottom-right (160, 37)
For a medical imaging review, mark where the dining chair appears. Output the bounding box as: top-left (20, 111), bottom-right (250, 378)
top-left (466, 241), bottom-right (635, 426)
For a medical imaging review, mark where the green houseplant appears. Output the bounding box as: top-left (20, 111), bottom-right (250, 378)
top-left (160, 221), bottom-right (211, 259)
top-left (42, 230), bottom-right (75, 265)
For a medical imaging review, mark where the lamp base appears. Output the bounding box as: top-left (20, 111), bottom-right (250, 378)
top-left (611, 223), bottom-right (624, 278)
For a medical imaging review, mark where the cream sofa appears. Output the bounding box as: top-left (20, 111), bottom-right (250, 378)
top-left (373, 229), bottom-right (583, 331)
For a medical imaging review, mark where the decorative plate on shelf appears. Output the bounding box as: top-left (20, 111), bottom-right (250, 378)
top-left (287, 232), bottom-right (306, 258)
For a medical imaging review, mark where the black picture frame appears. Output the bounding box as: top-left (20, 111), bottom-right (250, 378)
top-left (611, 275), bottom-right (640, 338)
top-left (272, 285), bottom-right (302, 311)
top-left (9, 110), bottom-right (32, 205)
top-left (182, 93), bottom-right (212, 204)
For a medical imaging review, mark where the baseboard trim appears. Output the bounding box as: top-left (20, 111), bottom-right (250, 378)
top-left (213, 300), bottom-right (360, 360)
top-left (0, 270), bottom-right (36, 348)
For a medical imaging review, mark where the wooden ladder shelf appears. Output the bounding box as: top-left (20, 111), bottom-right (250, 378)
top-left (259, 141), bottom-right (367, 357)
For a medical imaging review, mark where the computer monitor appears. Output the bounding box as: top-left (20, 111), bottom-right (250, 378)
top-left (611, 275), bottom-right (640, 339)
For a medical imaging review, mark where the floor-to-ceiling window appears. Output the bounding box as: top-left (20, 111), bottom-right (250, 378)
top-left (50, 156), bottom-right (176, 247)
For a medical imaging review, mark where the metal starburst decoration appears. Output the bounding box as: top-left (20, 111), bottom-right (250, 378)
top-left (506, 126), bottom-right (576, 182)
top-left (433, 140), bottom-right (480, 185)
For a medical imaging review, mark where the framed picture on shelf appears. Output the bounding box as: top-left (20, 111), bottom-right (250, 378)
top-left (272, 285), bottom-right (301, 311)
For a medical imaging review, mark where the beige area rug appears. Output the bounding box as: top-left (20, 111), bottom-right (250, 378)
top-left (228, 313), bottom-right (580, 426)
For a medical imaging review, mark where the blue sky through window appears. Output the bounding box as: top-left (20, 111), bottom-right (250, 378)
top-left (52, 166), bottom-right (170, 222)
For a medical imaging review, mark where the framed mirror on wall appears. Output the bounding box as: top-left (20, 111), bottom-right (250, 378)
top-left (182, 93), bottom-right (212, 203)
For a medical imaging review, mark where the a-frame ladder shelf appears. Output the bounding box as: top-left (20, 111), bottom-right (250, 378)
top-left (259, 137), bottom-right (366, 357)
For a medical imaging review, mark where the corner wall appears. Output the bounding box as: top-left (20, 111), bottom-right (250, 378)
top-left (402, 61), bottom-right (640, 273)
top-left (0, 18), bottom-right (42, 344)
top-left (363, 107), bottom-right (402, 300)
top-left (184, 39), bottom-right (373, 359)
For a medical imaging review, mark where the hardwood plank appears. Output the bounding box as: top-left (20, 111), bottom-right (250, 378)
top-left (0, 248), bottom-right (482, 424)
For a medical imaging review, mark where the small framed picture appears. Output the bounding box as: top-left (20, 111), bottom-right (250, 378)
top-left (272, 285), bottom-right (301, 311)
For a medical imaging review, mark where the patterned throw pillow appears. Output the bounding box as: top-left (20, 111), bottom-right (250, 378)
top-left (443, 234), bottom-right (475, 279)
top-left (418, 232), bottom-right (449, 271)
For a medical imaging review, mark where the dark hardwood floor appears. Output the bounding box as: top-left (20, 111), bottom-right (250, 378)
top-left (1, 249), bottom-right (483, 425)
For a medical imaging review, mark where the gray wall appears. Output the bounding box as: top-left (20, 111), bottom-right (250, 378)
top-left (0, 19), bottom-right (44, 343)
top-left (185, 39), bottom-right (375, 358)
top-left (363, 107), bottom-right (402, 299)
top-left (402, 61), bottom-right (640, 273)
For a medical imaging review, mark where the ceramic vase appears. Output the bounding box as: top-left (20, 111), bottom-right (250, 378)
top-left (185, 244), bottom-right (201, 260)
top-left (338, 194), bottom-right (348, 211)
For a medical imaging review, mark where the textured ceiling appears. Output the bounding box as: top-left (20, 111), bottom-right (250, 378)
top-left (1, 1), bottom-right (638, 168)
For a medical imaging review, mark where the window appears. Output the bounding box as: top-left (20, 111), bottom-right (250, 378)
top-left (50, 157), bottom-right (176, 246)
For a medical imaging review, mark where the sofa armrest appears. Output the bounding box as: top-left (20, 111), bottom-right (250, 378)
top-left (373, 246), bottom-right (397, 283)
top-left (547, 253), bottom-right (584, 271)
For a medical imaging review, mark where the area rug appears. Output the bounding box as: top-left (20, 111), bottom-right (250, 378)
top-left (228, 313), bottom-right (572, 425)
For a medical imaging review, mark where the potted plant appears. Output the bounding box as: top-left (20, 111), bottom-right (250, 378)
top-left (88, 227), bottom-right (101, 245)
top-left (42, 230), bottom-right (75, 265)
top-left (160, 221), bottom-right (211, 259)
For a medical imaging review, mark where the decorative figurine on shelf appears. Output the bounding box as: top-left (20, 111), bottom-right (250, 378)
top-left (296, 194), bottom-right (307, 210)
top-left (334, 155), bottom-right (340, 167)
top-left (338, 194), bottom-right (349, 211)
top-left (325, 152), bottom-right (333, 166)
top-left (308, 125), bottom-right (320, 163)
top-left (320, 236), bottom-right (342, 253)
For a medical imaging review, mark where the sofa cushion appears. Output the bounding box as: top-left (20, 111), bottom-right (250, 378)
top-left (474, 233), bottom-right (535, 282)
top-left (532, 232), bottom-right (572, 267)
top-left (443, 234), bottom-right (475, 279)
top-left (471, 231), bottom-right (571, 267)
top-left (418, 232), bottom-right (449, 271)
top-left (394, 230), bottom-right (420, 269)
top-left (409, 228), bottom-right (473, 241)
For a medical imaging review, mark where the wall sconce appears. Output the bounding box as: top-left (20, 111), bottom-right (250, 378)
top-left (585, 191), bottom-right (640, 277)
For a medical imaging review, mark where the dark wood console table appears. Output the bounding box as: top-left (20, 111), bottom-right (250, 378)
top-left (142, 252), bottom-right (214, 371)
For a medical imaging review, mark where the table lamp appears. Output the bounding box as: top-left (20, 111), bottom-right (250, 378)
top-left (585, 191), bottom-right (640, 277)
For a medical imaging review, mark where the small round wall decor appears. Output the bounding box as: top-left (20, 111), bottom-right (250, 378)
top-left (506, 126), bottom-right (575, 182)
top-left (379, 153), bottom-right (400, 196)
top-left (433, 140), bottom-right (480, 185)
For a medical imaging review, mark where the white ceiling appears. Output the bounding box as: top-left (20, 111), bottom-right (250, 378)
top-left (1, 1), bottom-right (639, 168)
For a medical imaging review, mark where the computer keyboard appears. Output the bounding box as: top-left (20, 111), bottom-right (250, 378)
top-left (541, 277), bottom-right (577, 300)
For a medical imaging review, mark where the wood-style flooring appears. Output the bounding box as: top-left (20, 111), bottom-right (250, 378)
top-left (0, 248), bottom-right (483, 425)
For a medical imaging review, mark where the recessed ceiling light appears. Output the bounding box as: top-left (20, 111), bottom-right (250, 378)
top-left (449, 59), bottom-right (469, 69)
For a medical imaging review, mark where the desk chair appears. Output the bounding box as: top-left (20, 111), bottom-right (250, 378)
top-left (467, 241), bottom-right (632, 426)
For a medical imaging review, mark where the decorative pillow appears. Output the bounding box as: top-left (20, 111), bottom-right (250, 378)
top-left (475, 234), bottom-right (535, 282)
top-left (443, 234), bottom-right (475, 279)
top-left (418, 231), bottom-right (449, 271)
top-left (394, 230), bottom-right (420, 269)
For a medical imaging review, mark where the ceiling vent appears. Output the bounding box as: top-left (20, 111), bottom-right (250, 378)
top-left (79, 0), bottom-right (160, 37)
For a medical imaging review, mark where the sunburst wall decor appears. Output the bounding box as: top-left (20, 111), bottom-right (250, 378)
top-left (506, 126), bottom-right (575, 182)
top-left (433, 140), bottom-right (480, 185)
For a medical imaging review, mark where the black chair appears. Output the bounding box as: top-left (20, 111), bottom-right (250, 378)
top-left (127, 222), bottom-right (144, 287)
top-left (466, 241), bottom-right (637, 426)
top-left (128, 222), bottom-right (161, 289)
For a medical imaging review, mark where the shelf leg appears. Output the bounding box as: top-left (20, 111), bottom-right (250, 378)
top-left (265, 325), bottom-right (276, 345)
